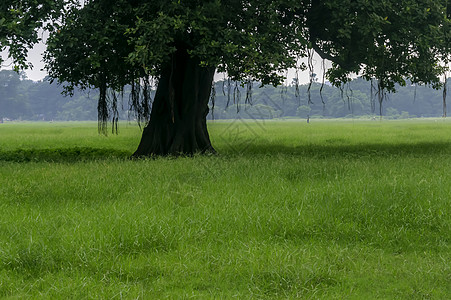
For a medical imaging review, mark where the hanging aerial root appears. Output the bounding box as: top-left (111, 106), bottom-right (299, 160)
top-left (210, 82), bottom-right (216, 120)
top-left (129, 76), bottom-right (152, 129)
top-left (443, 74), bottom-right (448, 118)
top-left (98, 81), bottom-right (109, 135)
top-left (307, 49), bottom-right (314, 105)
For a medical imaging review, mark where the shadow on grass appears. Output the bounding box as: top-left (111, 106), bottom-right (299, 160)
top-left (2, 141), bottom-right (451, 163)
top-left (219, 141), bottom-right (451, 158)
top-left (0, 147), bottom-right (131, 163)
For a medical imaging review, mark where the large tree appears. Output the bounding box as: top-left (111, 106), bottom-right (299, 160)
top-left (44, 0), bottom-right (450, 156)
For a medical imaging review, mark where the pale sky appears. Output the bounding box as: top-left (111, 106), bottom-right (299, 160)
top-left (1, 30), bottom-right (48, 81)
top-left (23, 42), bottom-right (47, 81)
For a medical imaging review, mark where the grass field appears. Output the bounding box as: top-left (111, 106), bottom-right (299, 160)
top-left (0, 119), bottom-right (450, 298)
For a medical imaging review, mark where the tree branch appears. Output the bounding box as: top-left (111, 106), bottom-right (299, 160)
top-left (310, 41), bottom-right (338, 65)
top-left (310, 41), bottom-right (354, 71)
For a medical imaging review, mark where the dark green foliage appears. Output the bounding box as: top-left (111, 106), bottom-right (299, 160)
top-left (45, 0), bottom-right (308, 88)
top-left (308, 0), bottom-right (450, 91)
top-left (45, 0), bottom-right (450, 91)
top-left (0, 0), bottom-right (69, 70)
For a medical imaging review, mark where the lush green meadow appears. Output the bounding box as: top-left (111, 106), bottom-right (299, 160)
top-left (0, 119), bottom-right (450, 298)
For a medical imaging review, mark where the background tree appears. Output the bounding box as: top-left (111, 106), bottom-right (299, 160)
top-left (1, 0), bottom-right (70, 122)
top-left (44, 0), bottom-right (450, 156)
top-left (0, 70), bottom-right (30, 120)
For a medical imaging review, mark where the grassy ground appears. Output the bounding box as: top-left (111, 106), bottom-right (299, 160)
top-left (0, 119), bottom-right (450, 298)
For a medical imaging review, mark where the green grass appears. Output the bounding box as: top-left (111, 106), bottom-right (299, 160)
top-left (0, 119), bottom-right (450, 298)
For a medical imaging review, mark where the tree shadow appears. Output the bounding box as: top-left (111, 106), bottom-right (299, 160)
top-left (2, 141), bottom-right (451, 163)
top-left (0, 147), bottom-right (131, 163)
top-left (221, 141), bottom-right (451, 158)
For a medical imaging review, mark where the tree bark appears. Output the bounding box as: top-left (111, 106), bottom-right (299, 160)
top-left (131, 47), bottom-right (216, 157)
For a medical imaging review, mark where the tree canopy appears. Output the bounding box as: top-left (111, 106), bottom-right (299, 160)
top-left (46, 0), bottom-right (450, 89)
top-left (308, 0), bottom-right (450, 90)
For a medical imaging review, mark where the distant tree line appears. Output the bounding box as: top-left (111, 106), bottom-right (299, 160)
top-left (0, 70), bottom-right (450, 121)
top-left (0, 70), bottom-right (98, 121)
top-left (211, 77), bottom-right (451, 120)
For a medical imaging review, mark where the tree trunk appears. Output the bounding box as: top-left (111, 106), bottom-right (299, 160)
top-left (131, 48), bottom-right (216, 157)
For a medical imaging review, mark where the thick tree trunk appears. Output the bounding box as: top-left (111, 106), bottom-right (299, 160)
top-left (131, 48), bottom-right (216, 157)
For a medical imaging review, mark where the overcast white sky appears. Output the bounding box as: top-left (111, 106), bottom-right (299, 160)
top-left (1, 30), bottom-right (48, 81)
